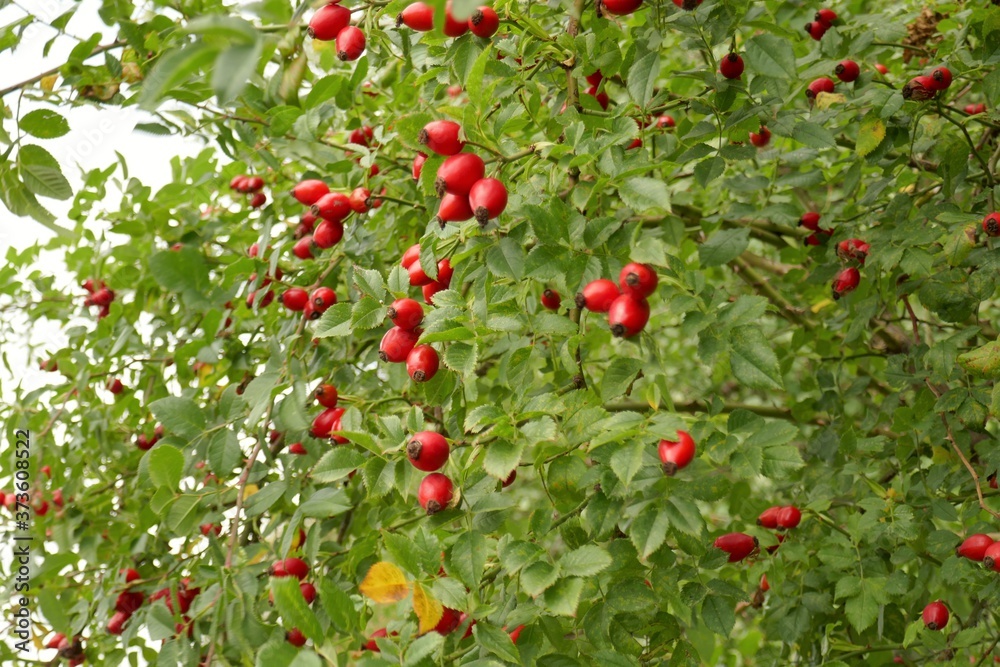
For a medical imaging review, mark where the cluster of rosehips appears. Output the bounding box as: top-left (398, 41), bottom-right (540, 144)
top-left (384, 298), bottom-right (439, 382)
top-left (398, 1), bottom-right (499, 39)
top-left (290, 178), bottom-right (370, 260)
top-left (407, 431), bottom-right (455, 514)
top-left (229, 173), bottom-right (266, 208)
top-left (45, 633), bottom-right (84, 665)
top-left (135, 423), bottom-right (164, 451)
top-left (829, 235), bottom-right (869, 300)
top-left (302, 384), bottom-right (346, 454)
top-left (713, 506), bottom-right (801, 563)
top-left (419, 120), bottom-right (509, 226)
top-left (799, 211), bottom-right (832, 246)
top-left (245, 261), bottom-right (284, 310)
top-left (0, 486), bottom-right (61, 516)
top-left (982, 211), bottom-right (1000, 237)
top-left (106, 568), bottom-right (145, 636)
top-left (147, 577), bottom-right (201, 639)
top-left (601, 0), bottom-right (702, 17)
top-left (658, 430), bottom-right (696, 475)
top-left (267, 557), bottom-right (318, 646)
top-left (575, 262), bottom-right (658, 338)
top-left (401, 242), bottom-right (454, 306)
top-left (804, 8), bottom-right (837, 40)
top-left (757, 504), bottom-right (802, 552)
top-left (81, 279), bottom-right (115, 319)
top-left (308, 2), bottom-right (365, 61)
top-left (902, 65), bottom-right (953, 101)
top-left (280, 285), bottom-right (337, 320)
top-left (957, 532), bottom-right (1000, 571)
top-left (583, 70), bottom-right (609, 110)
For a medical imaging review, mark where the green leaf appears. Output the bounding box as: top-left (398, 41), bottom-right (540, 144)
top-left (630, 505), bottom-right (670, 559)
top-left (243, 372), bottom-right (280, 426)
top-left (184, 15), bottom-right (258, 43)
top-left (17, 144), bottom-right (71, 199)
top-left (244, 482), bottom-right (287, 517)
top-left (313, 448), bottom-right (366, 483)
top-left (316, 580), bottom-right (357, 632)
top-left (208, 430), bottom-right (241, 477)
top-left (148, 445), bottom-right (185, 489)
top-left (351, 296), bottom-right (385, 330)
top-left (149, 397), bottom-right (207, 440)
top-left (744, 34), bottom-right (797, 78)
top-left (627, 52), bottom-right (660, 107)
top-left (140, 43), bottom-right (217, 109)
top-left (483, 439), bottom-right (526, 481)
top-left (486, 237), bottom-right (525, 280)
top-left (699, 228), bottom-right (750, 267)
top-left (844, 577), bottom-right (888, 633)
top-left (619, 177), bottom-right (671, 213)
top-left (313, 302), bottom-right (353, 337)
top-left (558, 545), bottom-right (612, 577)
top-left (212, 41), bottom-right (262, 105)
top-left (701, 595), bottom-right (736, 636)
top-left (271, 575), bottom-right (324, 640)
top-left (19, 110), bottom-right (70, 138)
top-left (473, 621), bottom-right (521, 663)
top-left (541, 576), bottom-right (584, 616)
top-left (600, 357), bottom-right (644, 402)
top-left (609, 441), bottom-right (645, 487)
top-left (353, 266), bottom-right (387, 301)
top-left (792, 121), bottom-right (836, 149)
top-left (148, 248), bottom-right (213, 309)
top-left (166, 494), bottom-right (201, 534)
top-left (521, 559), bottom-right (560, 596)
top-left (447, 531), bottom-right (488, 589)
top-left (404, 632), bottom-right (445, 666)
top-left (729, 325), bottom-right (783, 390)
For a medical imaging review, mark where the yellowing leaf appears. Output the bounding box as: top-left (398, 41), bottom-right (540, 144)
top-left (412, 581), bottom-right (443, 634)
top-left (359, 561), bottom-right (410, 603)
top-left (40, 74), bottom-right (58, 92)
top-left (242, 483), bottom-right (259, 500)
top-left (248, 550), bottom-right (269, 565)
top-left (856, 115), bottom-right (886, 157)
top-left (811, 299), bottom-right (834, 313)
top-left (814, 92), bottom-right (845, 109)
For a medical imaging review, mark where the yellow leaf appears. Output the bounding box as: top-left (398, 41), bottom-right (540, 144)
top-left (40, 74), bottom-right (58, 92)
top-left (814, 92), bottom-right (845, 109)
top-left (856, 115), bottom-right (886, 157)
top-left (412, 581), bottom-right (443, 634)
top-left (242, 483), bottom-right (259, 500)
top-left (360, 561), bottom-right (410, 604)
top-left (811, 298), bottom-right (834, 313)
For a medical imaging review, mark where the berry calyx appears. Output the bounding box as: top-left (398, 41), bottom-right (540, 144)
top-left (407, 345), bottom-right (440, 382)
top-left (379, 326), bottom-right (421, 362)
top-left (757, 506), bottom-right (781, 529)
top-left (407, 431), bottom-right (450, 471)
top-left (308, 3), bottom-right (351, 41)
top-left (420, 120), bottom-right (465, 156)
top-left (658, 430), bottom-right (696, 475)
top-left (982, 212), bottom-right (1000, 237)
top-left (388, 298), bottom-right (424, 330)
top-left (575, 279), bottom-right (620, 312)
top-left (956, 534), bottom-right (994, 561)
top-left (418, 472), bottom-right (454, 514)
top-left (468, 177), bottom-right (508, 225)
top-left (315, 383), bottom-right (339, 408)
top-left (713, 532), bottom-right (759, 562)
top-left (292, 179), bottom-right (329, 206)
top-left (398, 2), bottom-right (434, 31)
top-left (435, 153), bottom-right (486, 197)
top-left (776, 506), bottom-right (802, 529)
top-left (336, 26), bottom-right (366, 62)
top-left (540, 289), bottom-right (561, 311)
top-left (831, 267), bottom-right (860, 300)
top-left (608, 294), bottom-right (650, 338)
top-left (922, 601), bottom-right (949, 631)
top-left (929, 66), bottom-right (952, 90)
top-left (619, 262), bottom-right (658, 298)
top-left (749, 126), bottom-right (771, 147)
top-left (719, 53), bottom-right (745, 80)
top-left (468, 6), bottom-right (500, 38)
top-left (602, 0), bottom-right (643, 16)
top-left (281, 288), bottom-right (309, 312)
top-left (835, 59), bottom-right (860, 83)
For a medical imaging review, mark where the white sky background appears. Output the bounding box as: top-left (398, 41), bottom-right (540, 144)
top-left (0, 0), bottom-right (204, 401)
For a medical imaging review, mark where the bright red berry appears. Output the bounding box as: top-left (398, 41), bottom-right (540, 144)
top-left (349, 126), bottom-right (374, 147)
top-left (288, 443), bottom-right (308, 455)
top-left (388, 298), bottom-right (424, 330)
top-left (293, 236), bottom-right (315, 260)
top-left (575, 279), bottom-right (620, 312)
top-left (749, 126), bottom-right (771, 147)
top-left (603, 0), bottom-right (643, 16)
top-left (585, 85), bottom-right (610, 110)
top-left (245, 176), bottom-right (264, 192)
top-left (380, 326), bottom-right (421, 362)
top-left (835, 60), bottom-right (860, 82)
top-left (540, 289), bottom-right (561, 311)
top-left (401, 243), bottom-right (422, 269)
top-left (799, 212), bottom-right (821, 230)
top-left (757, 506), bottom-right (781, 529)
top-left (349, 187), bottom-right (371, 214)
top-left (407, 431), bottom-right (450, 471)
top-left (313, 220), bottom-right (344, 249)
top-left (957, 534), bottom-right (994, 561)
top-left (309, 3), bottom-right (351, 40)
top-left (249, 192), bottom-right (266, 208)
top-left (279, 557), bottom-right (309, 580)
top-left (423, 281), bottom-right (446, 304)
top-left (619, 262), bottom-right (658, 298)
top-left (836, 239), bottom-right (870, 264)
top-left (985, 542), bottom-right (1000, 571)
top-left (719, 53), bottom-right (744, 80)
top-left (300, 582), bottom-right (317, 605)
top-left (713, 532), bottom-right (758, 562)
top-left (312, 192), bottom-right (351, 222)
top-left (435, 606), bottom-right (462, 634)
top-left (468, 6), bottom-right (499, 37)
top-left (407, 345), bottom-right (440, 382)
top-left (468, 177), bottom-right (508, 225)
top-left (832, 267), bottom-right (860, 300)
top-left (420, 120), bottom-right (465, 156)
top-left (200, 523), bottom-right (221, 537)
top-left (311, 408), bottom-right (339, 438)
top-left (107, 378), bottom-right (124, 394)
top-left (418, 473), bottom-right (454, 514)
top-left (922, 601), bottom-right (949, 631)
top-left (608, 294), bottom-right (650, 338)
top-left (435, 153), bottom-right (486, 197)
top-left (804, 21), bottom-right (827, 40)
top-left (122, 568), bottom-right (140, 583)
top-left (337, 26), bottom-right (366, 61)
top-left (115, 590), bottom-right (144, 614)
top-left (815, 8), bottom-right (837, 27)
top-left (315, 384), bottom-right (338, 408)
top-left (658, 431), bottom-right (696, 474)
top-left (902, 75), bottom-right (937, 101)
top-left (657, 115), bottom-right (675, 128)
top-left (875, 63), bottom-right (888, 74)
top-left (286, 628), bottom-right (306, 647)
top-left (508, 624), bottom-right (525, 643)
top-left (443, 1), bottom-right (469, 37)
top-left (292, 179), bottom-right (329, 206)
top-left (107, 611), bottom-right (128, 635)
top-left (965, 103), bottom-right (986, 115)
top-left (806, 77), bottom-right (836, 100)
top-left (437, 192), bottom-right (475, 223)
top-left (776, 506), bottom-right (802, 529)
top-left (310, 287), bottom-right (336, 310)
top-left (364, 628), bottom-right (390, 651)
top-left (280, 288), bottom-right (309, 312)
top-left (398, 2), bottom-right (434, 30)
top-left (928, 66), bottom-right (952, 90)
top-left (982, 212), bottom-right (1000, 237)
top-left (413, 152), bottom-right (428, 180)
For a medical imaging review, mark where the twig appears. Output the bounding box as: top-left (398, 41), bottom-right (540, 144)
top-left (0, 40), bottom-right (126, 98)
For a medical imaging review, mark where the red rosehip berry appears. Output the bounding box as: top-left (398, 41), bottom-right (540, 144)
top-left (407, 345), bottom-right (440, 382)
top-left (835, 59), bottom-right (860, 82)
top-left (418, 473), bottom-right (454, 514)
top-left (984, 541), bottom-right (1000, 571)
top-left (363, 628), bottom-right (390, 651)
top-left (280, 288), bottom-right (309, 312)
top-left (658, 431), bottom-right (696, 474)
top-left (435, 606), bottom-right (462, 634)
top-left (437, 192), bottom-right (475, 223)
top-left (288, 443), bottom-right (308, 455)
top-left (122, 568), bottom-right (140, 583)
top-left (388, 298), bottom-right (424, 330)
top-left (115, 590), bottom-right (144, 614)
top-left (757, 506), bottom-right (781, 529)
top-left (982, 212), bottom-right (1000, 237)
top-left (310, 287), bottom-right (336, 312)
top-left (107, 378), bottom-right (124, 394)
top-left (719, 53), bottom-right (744, 80)
top-left (875, 63), bottom-right (888, 74)
top-left (423, 281), bottom-right (446, 304)
top-left (619, 262), bottom-right (658, 299)
top-left (286, 628), bottom-right (306, 647)
top-left (443, 1), bottom-right (469, 37)
top-left (713, 532), bottom-right (759, 562)
top-left (799, 211), bottom-right (821, 230)
top-left (245, 176), bottom-right (264, 192)
top-left (313, 220), bottom-right (344, 249)
top-left (379, 326), bottom-right (421, 362)
top-left (468, 6), bottom-right (499, 37)
top-left (603, 0), bottom-right (643, 16)
top-left (585, 85), bottom-right (610, 110)
top-left (407, 431), bottom-right (450, 471)
top-left (107, 611), bottom-right (129, 635)
top-left (832, 267), bottom-right (860, 300)
top-left (308, 3), bottom-right (351, 41)
top-left (278, 557), bottom-right (309, 580)
top-left (575, 279), bottom-right (620, 312)
top-left (657, 115), bottom-right (675, 128)
top-left (502, 470), bottom-right (516, 487)
top-left (420, 120), bottom-right (465, 156)
top-left (806, 77), bottom-right (836, 100)
top-left (540, 289), bottom-right (561, 311)
top-left (293, 236), bottom-right (315, 260)
top-left (776, 506), bottom-right (802, 529)
top-left (249, 192), bottom-right (266, 208)
top-left (401, 243), bottom-right (422, 269)
top-left (468, 177), bottom-right (508, 225)
top-left (928, 66), bottom-right (952, 90)
top-left (292, 179), bottom-right (329, 206)
top-left (922, 601), bottom-right (949, 631)
top-left (315, 383), bottom-right (338, 408)
top-left (300, 582), bottom-right (317, 605)
top-left (336, 26), bottom-right (366, 61)
top-left (508, 624), bottom-right (525, 643)
top-left (312, 192), bottom-right (351, 222)
top-left (902, 75), bottom-right (937, 101)
top-left (412, 152), bottom-right (428, 180)
top-left (749, 126), bottom-right (771, 147)
top-left (310, 408), bottom-right (339, 438)
top-left (608, 294), bottom-right (650, 338)
top-left (957, 534), bottom-right (994, 561)
top-left (805, 21), bottom-right (827, 40)
top-left (199, 523), bottom-right (221, 537)
top-left (398, 2), bottom-right (434, 31)
top-left (836, 238), bottom-right (870, 264)
top-left (349, 187), bottom-right (371, 214)
top-left (815, 8), bottom-right (837, 27)
top-left (435, 153), bottom-right (486, 197)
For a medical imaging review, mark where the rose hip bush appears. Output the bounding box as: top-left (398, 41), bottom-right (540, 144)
top-left (2, 0), bottom-right (1000, 665)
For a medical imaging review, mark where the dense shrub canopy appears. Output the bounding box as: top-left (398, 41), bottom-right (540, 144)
top-left (2, 0), bottom-right (1000, 665)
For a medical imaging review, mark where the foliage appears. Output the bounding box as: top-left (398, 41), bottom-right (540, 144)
top-left (2, 0), bottom-right (1000, 665)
